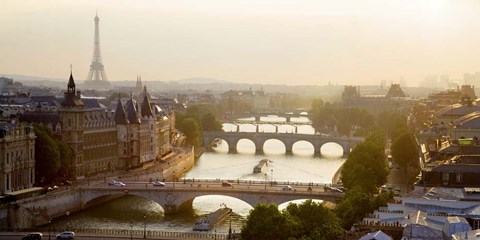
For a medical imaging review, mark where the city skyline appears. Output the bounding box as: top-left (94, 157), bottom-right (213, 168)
top-left (3, 0), bottom-right (480, 86)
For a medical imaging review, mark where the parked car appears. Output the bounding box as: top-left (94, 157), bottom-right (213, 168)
top-left (113, 182), bottom-right (126, 187)
top-left (22, 232), bottom-right (43, 240)
top-left (152, 181), bottom-right (165, 187)
top-left (56, 231), bottom-right (75, 239)
top-left (282, 185), bottom-right (294, 191)
top-left (222, 181), bottom-right (233, 187)
top-left (107, 179), bottom-right (117, 185)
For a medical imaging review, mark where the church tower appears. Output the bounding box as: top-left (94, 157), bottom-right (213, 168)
top-left (60, 70), bottom-right (85, 179)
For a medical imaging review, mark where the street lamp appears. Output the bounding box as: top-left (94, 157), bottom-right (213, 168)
top-left (130, 221), bottom-right (133, 240)
top-left (66, 211), bottom-right (70, 230)
top-left (271, 169), bottom-right (274, 186)
top-left (143, 214), bottom-right (147, 239)
top-left (173, 171), bottom-right (175, 187)
top-left (48, 219), bottom-right (51, 240)
top-left (264, 173), bottom-right (267, 189)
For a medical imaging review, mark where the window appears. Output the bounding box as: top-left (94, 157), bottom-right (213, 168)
top-left (6, 174), bottom-right (9, 190)
top-left (442, 173), bottom-right (450, 185)
top-left (68, 118), bottom-right (72, 128)
top-left (6, 153), bottom-right (9, 164)
top-left (456, 173), bottom-right (462, 183)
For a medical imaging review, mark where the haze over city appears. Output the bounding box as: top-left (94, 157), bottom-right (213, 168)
top-left (2, 0), bottom-right (480, 86)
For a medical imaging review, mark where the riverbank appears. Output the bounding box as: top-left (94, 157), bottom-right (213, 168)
top-left (331, 162), bottom-right (344, 185)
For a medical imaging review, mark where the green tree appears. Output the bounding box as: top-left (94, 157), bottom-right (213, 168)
top-left (179, 117), bottom-right (201, 147)
top-left (391, 131), bottom-right (418, 183)
top-left (34, 125), bottom-right (61, 183)
top-left (241, 204), bottom-right (297, 240)
top-left (335, 187), bottom-right (374, 228)
top-left (201, 112), bottom-right (223, 132)
top-left (284, 199), bottom-right (343, 240)
top-left (335, 187), bottom-right (393, 229)
top-left (57, 139), bottom-right (74, 180)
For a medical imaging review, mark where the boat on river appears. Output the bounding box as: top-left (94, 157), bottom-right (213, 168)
top-left (193, 206), bottom-right (232, 231)
top-left (253, 159), bottom-right (270, 173)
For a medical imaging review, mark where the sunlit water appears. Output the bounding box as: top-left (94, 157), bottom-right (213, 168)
top-left (50, 116), bottom-right (346, 234)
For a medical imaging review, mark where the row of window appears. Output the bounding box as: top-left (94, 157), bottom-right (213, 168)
top-left (5, 148), bottom-right (34, 165)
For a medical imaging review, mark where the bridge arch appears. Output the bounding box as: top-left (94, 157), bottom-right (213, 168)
top-left (236, 138), bottom-right (256, 154)
top-left (291, 140), bottom-right (315, 155)
top-left (260, 138), bottom-right (287, 154)
top-left (319, 141), bottom-right (350, 156)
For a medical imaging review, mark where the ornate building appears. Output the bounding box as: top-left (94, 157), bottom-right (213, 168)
top-left (0, 123), bottom-right (36, 194)
top-left (115, 86), bottom-right (172, 169)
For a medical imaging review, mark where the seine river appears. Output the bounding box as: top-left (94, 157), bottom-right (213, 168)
top-left (50, 116), bottom-right (346, 234)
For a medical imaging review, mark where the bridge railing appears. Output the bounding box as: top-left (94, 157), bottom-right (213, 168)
top-left (0, 227), bottom-right (231, 239)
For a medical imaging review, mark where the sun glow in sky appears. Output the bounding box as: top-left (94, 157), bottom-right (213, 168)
top-left (2, 0), bottom-right (480, 86)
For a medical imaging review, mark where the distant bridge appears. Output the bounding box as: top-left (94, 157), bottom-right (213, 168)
top-left (223, 120), bottom-right (312, 133)
top-left (80, 180), bottom-right (344, 214)
top-left (224, 112), bottom-right (309, 122)
top-left (203, 131), bottom-right (364, 155)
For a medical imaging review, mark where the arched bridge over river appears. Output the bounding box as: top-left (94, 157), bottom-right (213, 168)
top-left (203, 131), bottom-right (364, 155)
top-left (80, 180), bottom-right (344, 214)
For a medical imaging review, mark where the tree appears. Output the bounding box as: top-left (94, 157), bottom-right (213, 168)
top-left (57, 139), bottom-right (74, 180)
top-left (340, 135), bottom-right (387, 194)
top-left (241, 204), bottom-right (297, 240)
top-left (335, 187), bottom-right (374, 229)
top-left (201, 112), bottom-right (223, 132)
top-left (391, 131), bottom-right (418, 183)
top-left (179, 117), bottom-right (201, 147)
top-left (284, 199), bottom-right (343, 240)
top-left (34, 125), bottom-right (61, 183)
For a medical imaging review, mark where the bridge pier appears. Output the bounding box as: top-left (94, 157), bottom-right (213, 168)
top-left (228, 146), bottom-right (237, 154)
top-left (275, 125), bottom-right (278, 133)
top-left (295, 126), bottom-right (298, 133)
top-left (256, 124), bottom-right (259, 133)
top-left (286, 116), bottom-right (291, 122)
top-left (255, 116), bottom-right (261, 122)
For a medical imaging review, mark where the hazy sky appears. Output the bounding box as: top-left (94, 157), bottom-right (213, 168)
top-left (2, 0), bottom-right (480, 86)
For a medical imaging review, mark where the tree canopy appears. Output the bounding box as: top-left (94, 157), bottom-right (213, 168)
top-left (241, 200), bottom-right (343, 240)
top-left (33, 124), bottom-right (74, 183)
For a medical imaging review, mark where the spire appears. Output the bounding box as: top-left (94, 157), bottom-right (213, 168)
top-left (126, 95), bottom-right (140, 124)
top-left (114, 96), bottom-right (129, 124)
top-left (141, 86), bottom-right (153, 117)
top-left (67, 65), bottom-right (75, 93)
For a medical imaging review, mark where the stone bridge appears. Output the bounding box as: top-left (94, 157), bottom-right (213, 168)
top-left (79, 181), bottom-right (343, 214)
top-left (224, 112), bottom-right (308, 122)
top-left (203, 131), bottom-right (364, 155)
top-left (9, 180), bottom-right (343, 228)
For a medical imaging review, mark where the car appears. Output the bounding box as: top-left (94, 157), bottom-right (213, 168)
top-left (56, 231), bottom-right (75, 239)
top-left (152, 181), bottom-right (165, 187)
top-left (22, 232), bottom-right (43, 240)
top-left (107, 179), bottom-right (117, 185)
top-left (113, 182), bottom-right (126, 187)
top-left (282, 185), bottom-right (294, 191)
top-left (222, 181), bottom-right (232, 187)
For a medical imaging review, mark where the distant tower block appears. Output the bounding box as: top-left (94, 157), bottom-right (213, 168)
top-left (84, 12), bottom-right (111, 90)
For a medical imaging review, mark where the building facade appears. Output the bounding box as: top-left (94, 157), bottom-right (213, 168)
top-left (0, 123), bottom-right (36, 194)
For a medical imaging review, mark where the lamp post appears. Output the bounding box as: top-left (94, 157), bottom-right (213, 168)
top-left (270, 169), bottom-right (274, 186)
top-left (130, 221), bottom-right (133, 240)
top-left (173, 171), bottom-right (175, 187)
top-left (66, 211), bottom-right (70, 230)
top-left (48, 219), bottom-right (51, 240)
top-left (143, 214), bottom-right (147, 239)
top-left (264, 173), bottom-right (267, 189)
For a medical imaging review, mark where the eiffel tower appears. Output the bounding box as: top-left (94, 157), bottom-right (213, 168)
top-left (84, 12), bottom-right (111, 90)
